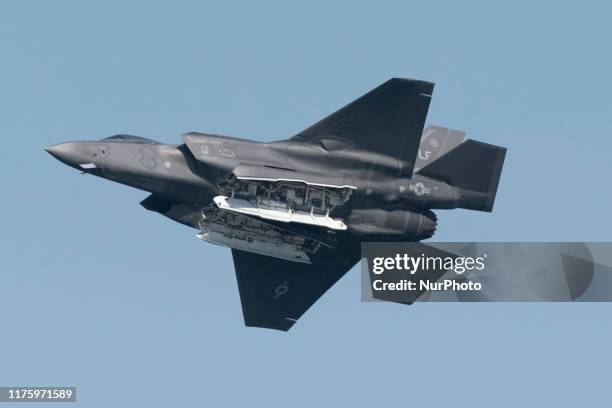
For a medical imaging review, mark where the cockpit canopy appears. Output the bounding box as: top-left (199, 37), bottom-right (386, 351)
top-left (101, 134), bottom-right (159, 144)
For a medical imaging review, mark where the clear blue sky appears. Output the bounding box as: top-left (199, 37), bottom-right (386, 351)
top-left (1, 1), bottom-right (611, 406)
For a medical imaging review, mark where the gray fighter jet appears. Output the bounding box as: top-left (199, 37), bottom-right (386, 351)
top-left (46, 78), bottom-right (506, 331)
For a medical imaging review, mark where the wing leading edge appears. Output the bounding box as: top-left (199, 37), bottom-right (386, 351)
top-left (232, 249), bottom-right (359, 331)
top-left (290, 78), bottom-right (434, 178)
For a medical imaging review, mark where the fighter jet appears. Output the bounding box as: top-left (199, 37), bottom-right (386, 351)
top-left (46, 78), bottom-right (506, 331)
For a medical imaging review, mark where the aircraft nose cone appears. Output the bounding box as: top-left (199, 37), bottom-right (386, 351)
top-left (45, 142), bottom-right (84, 169)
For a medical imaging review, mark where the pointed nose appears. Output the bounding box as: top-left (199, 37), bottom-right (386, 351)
top-left (45, 142), bottom-right (84, 169)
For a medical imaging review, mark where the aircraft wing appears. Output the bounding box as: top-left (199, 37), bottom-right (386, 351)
top-left (290, 78), bottom-right (434, 178)
top-left (232, 248), bottom-right (359, 331)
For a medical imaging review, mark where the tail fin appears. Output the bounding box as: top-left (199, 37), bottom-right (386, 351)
top-left (417, 139), bottom-right (506, 212)
top-left (414, 125), bottom-right (465, 171)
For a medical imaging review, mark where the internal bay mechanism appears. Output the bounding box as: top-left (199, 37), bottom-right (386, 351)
top-left (216, 176), bottom-right (354, 230)
top-left (197, 205), bottom-right (324, 263)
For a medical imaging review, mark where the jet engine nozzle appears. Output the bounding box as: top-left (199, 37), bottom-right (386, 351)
top-left (347, 209), bottom-right (437, 240)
